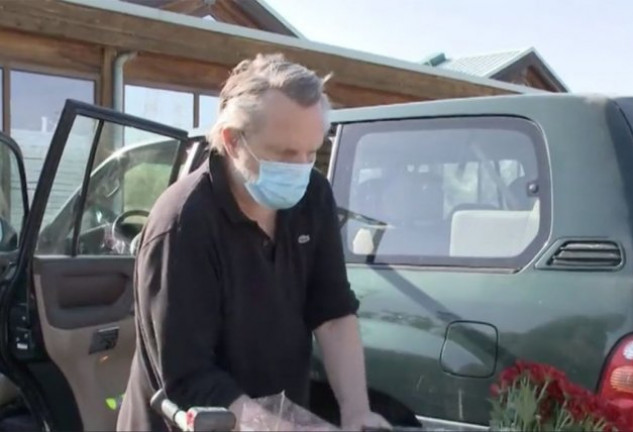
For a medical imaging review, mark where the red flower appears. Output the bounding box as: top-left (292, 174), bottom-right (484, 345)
top-left (490, 360), bottom-right (633, 431)
top-left (546, 379), bottom-right (565, 404)
top-left (538, 398), bottom-right (554, 420)
top-left (498, 364), bottom-right (521, 386)
top-left (566, 397), bottom-right (588, 423)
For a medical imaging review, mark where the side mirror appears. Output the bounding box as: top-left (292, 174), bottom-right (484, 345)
top-left (0, 133), bottom-right (29, 252)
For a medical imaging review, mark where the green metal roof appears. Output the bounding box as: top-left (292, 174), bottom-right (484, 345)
top-left (422, 47), bottom-right (569, 92)
top-left (426, 48), bottom-right (530, 77)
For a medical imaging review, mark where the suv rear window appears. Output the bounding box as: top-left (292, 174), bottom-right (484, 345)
top-left (332, 115), bottom-right (550, 268)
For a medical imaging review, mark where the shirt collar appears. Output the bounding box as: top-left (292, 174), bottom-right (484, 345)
top-left (207, 151), bottom-right (251, 224)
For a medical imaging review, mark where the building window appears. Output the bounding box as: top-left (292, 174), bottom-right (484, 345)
top-left (198, 94), bottom-right (220, 131)
top-left (124, 85), bottom-right (194, 143)
top-left (10, 70), bottom-right (95, 201)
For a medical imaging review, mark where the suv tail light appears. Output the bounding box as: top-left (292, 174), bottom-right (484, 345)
top-left (598, 334), bottom-right (633, 409)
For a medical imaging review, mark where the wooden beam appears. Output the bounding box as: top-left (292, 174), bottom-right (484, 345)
top-left (525, 67), bottom-right (555, 92)
top-left (327, 82), bottom-right (422, 107)
top-left (125, 53), bottom-right (231, 92)
top-left (0, 28), bottom-right (101, 74)
top-left (123, 53), bottom-right (421, 107)
top-left (0, 0), bottom-right (514, 103)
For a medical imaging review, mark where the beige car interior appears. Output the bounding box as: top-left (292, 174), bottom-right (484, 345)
top-left (350, 169), bottom-right (540, 259)
top-left (351, 199), bottom-right (540, 258)
top-left (449, 200), bottom-right (540, 257)
top-left (0, 155), bottom-right (199, 432)
top-left (31, 258), bottom-right (136, 432)
top-left (19, 144), bottom-right (201, 431)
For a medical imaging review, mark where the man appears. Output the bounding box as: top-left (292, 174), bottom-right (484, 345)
top-left (117, 53), bottom-right (391, 432)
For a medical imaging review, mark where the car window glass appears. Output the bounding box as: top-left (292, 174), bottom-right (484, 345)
top-left (335, 116), bottom-right (545, 266)
top-left (36, 119), bottom-right (184, 256)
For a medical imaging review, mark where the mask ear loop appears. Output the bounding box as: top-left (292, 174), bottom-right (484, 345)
top-left (239, 132), bottom-right (262, 164)
top-left (238, 132), bottom-right (264, 184)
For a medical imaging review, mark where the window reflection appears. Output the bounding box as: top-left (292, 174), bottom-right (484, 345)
top-left (124, 85), bottom-right (193, 143)
top-left (10, 71), bottom-right (95, 202)
top-left (199, 95), bottom-right (220, 131)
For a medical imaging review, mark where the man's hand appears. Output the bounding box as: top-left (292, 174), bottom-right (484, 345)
top-left (341, 410), bottom-right (391, 431)
top-left (315, 316), bottom-right (392, 431)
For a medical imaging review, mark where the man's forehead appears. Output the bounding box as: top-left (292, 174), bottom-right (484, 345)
top-left (253, 93), bottom-right (326, 148)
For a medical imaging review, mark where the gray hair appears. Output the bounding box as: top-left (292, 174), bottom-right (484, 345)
top-left (207, 53), bottom-right (332, 154)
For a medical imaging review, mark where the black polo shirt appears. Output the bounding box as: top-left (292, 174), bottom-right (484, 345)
top-left (116, 152), bottom-right (359, 432)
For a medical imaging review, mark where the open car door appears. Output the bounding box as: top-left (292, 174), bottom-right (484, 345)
top-left (0, 100), bottom-right (197, 431)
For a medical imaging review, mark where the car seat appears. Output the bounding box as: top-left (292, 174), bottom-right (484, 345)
top-left (372, 170), bottom-right (449, 256)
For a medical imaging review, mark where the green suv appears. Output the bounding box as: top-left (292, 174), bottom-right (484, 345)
top-left (310, 94), bottom-right (633, 430)
top-left (0, 94), bottom-right (630, 431)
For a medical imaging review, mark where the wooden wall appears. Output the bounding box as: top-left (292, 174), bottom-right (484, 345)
top-left (0, 0), bottom-right (516, 104)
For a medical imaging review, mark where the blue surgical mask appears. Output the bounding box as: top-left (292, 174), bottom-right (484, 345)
top-left (240, 136), bottom-right (314, 210)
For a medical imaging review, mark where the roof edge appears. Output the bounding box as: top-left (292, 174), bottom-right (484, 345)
top-left (250, 0), bottom-right (306, 39)
top-left (489, 48), bottom-right (569, 92)
top-left (437, 47), bottom-right (569, 92)
top-left (526, 49), bottom-right (570, 92)
top-left (481, 47), bottom-right (534, 77)
top-left (60, 0), bottom-right (545, 95)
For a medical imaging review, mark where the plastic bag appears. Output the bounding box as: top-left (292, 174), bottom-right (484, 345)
top-left (238, 391), bottom-right (340, 431)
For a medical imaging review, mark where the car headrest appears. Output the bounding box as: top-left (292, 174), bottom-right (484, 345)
top-left (380, 171), bottom-right (443, 224)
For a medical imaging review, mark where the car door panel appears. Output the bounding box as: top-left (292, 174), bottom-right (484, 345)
top-left (32, 258), bottom-right (136, 431)
top-left (33, 257), bottom-right (133, 329)
top-left (0, 100), bottom-right (191, 432)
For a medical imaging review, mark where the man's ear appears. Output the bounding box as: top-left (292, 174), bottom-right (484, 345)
top-left (221, 128), bottom-right (241, 159)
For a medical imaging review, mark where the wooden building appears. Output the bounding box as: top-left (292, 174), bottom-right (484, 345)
top-left (0, 0), bottom-right (542, 189)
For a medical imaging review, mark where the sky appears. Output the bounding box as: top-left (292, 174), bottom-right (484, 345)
top-left (264, 0), bottom-right (632, 94)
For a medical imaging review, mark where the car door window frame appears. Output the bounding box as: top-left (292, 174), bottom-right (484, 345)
top-left (17, 99), bottom-right (189, 265)
top-left (0, 132), bottom-right (30, 251)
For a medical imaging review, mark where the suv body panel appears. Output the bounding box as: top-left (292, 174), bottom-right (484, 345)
top-left (315, 94), bottom-right (633, 425)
